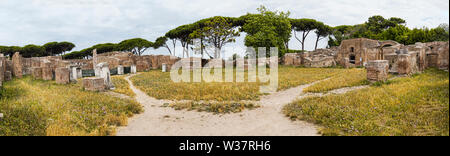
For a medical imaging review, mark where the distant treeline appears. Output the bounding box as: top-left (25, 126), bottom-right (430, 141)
top-left (1, 6), bottom-right (448, 59)
top-left (0, 42), bottom-right (75, 58)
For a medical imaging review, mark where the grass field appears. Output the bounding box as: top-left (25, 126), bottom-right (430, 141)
top-left (284, 69), bottom-right (449, 136)
top-left (277, 66), bottom-right (344, 90)
top-left (303, 68), bottom-right (369, 93)
top-left (0, 77), bottom-right (142, 136)
top-left (167, 101), bottom-right (260, 114)
top-left (111, 75), bottom-right (135, 97)
top-left (130, 67), bottom-right (347, 101)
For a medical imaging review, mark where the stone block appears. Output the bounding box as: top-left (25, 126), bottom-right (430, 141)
top-left (12, 52), bottom-right (23, 78)
top-left (0, 57), bottom-right (5, 83)
top-left (117, 65), bottom-right (124, 75)
top-left (162, 64), bottom-right (167, 72)
top-left (397, 54), bottom-right (411, 75)
top-left (136, 60), bottom-right (150, 72)
top-left (131, 65), bottom-right (137, 74)
top-left (96, 62), bottom-right (114, 89)
top-left (4, 71), bottom-right (12, 81)
top-left (83, 77), bottom-right (105, 92)
top-left (366, 60), bottom-right (389, 82)
top-left (70, 66), bottom-right (79, 82)
top-left (42, 67), bottom-right (53, 81)
top-left (31, 67), bottom-right (43, 80)
top-left (76, 67), bottom-right (82, 79)
top-left (55, 67), bottom-right (70, 84)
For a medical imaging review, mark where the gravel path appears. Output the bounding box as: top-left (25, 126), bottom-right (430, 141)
top-left (116, 74), bottom-right (368, 136)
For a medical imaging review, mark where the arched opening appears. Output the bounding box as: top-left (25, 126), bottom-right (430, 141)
top-left (378, 44), bottom-right (393, 60)
top-left (349, 54), bottom-right (356, 64)
top-left (350, 47), bottom-right (355, 52)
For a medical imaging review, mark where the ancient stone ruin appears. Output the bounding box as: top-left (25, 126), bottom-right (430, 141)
top-left (83, 77), bottom-right (105, 92)
top-left (0, 39), bottom-right (448, 88)
top-left (0, 48), bottom-right (184, 91)
top-left (12, 52), bottom-right (23, 78)
top-left (0, 55), bottom-right (5, 87)
top-left (96, 62), bottom-right (114, 90)
top-left (281, 38), bottom-right (449, 76)
top-left (366, 60), bottom-right (389, 82)
top-left (55, 67), bottom-right (70, 84)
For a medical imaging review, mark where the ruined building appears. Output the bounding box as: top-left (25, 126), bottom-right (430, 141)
top-left (282, 38), bottom-right (449, 76)
top-left (282, 48), bottom-right (337, 68)
top-left (0, 50), bottom-right (181, 91)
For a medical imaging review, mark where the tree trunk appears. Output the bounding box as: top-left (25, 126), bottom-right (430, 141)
top-left (173, 40), bottom-right (177, 56)
top-left (315, 35), bottom-right (320, 50)
top-left (301, 32), bottom-right (306, 51)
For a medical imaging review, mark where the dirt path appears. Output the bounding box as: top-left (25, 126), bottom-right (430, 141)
top-left (116, 75), bottom-right (364, 136)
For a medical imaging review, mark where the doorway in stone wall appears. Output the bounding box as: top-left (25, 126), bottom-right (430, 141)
top-left (349, 54), bottom-right (356, 64)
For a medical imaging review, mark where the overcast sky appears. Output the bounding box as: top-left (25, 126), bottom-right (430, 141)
top-left (0, 0), bottom-right (448, 58)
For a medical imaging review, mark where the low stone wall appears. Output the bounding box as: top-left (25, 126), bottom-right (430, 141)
top-left (366, 60), bottom-right (389, 82)
top-left (282, 49), bottom-right (336, 68)
top-left (282, 53), bottom-right (303, 66)
top-left (303, 56), bottom-right (336, 68)
top-left (426, 41), bottom-right (449, 70)
top-left (83, 77), bottom-right (105, 92)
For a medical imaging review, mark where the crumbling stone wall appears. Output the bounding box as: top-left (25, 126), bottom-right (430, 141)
top-left (404, 43), bottom-right (430, 71)
top-left (89, 51), bottom-right (181, 73)
top-left (66, 59), bottom-right (93, 70)
top-left (366, 60), bottom-right (389, 82)
top-left (427, 53), bottom-right (439, 68)
top-left (134, 55), bottom-right (151, 72)
top-left (282, 53), bottom-right (303, 66)
top-left (179, 57), bottom-right (202, 70)
top-left (12, 52), bottom-right (24, 78)
top-left (83, 77), bottom-right (105, 92)
top-left (303, 49), bottom-right (337, 68)
top-left (337, 38), bottom-right (380, 67)
top-left (55, 67), bottom-right (70, 84)
top-left (282, 49), bottom-right (337, 68)
top-left (426, 41), bottom-right (449, 70)
top-left (0, 55), bottom-right (5, 87)
top-left (96, 52), bottom-right (133, 69)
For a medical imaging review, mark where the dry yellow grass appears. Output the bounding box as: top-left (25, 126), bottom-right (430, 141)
top-left (304, 68), bottom-right (369, 93)
top-left (131, 70), bottom-right (261, 101)
top-left (284, 69), bottom-right (449, 136)
top-left (167, 101), bottom-right (260, 114)
top-left (0, 76), bottom-right (143, 136)
top-left (277, 66), bottom-right (344, 90)
top-left (112, 75), bottom-right (135, 97)
top-left (130, 67), bottom-right (346, 101)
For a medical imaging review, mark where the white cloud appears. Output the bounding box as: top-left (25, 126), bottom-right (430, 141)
top-left (0, 0), bottom-right (448, 57)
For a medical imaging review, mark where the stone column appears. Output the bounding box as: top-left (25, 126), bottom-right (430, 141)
top-left (96, 62), bottom-right (114, 89)
top-left (4, 71), bottom-right (12, 81)
top-left (117, 65), bottom-right (124, 75)
top-left (76, 67), bottom-right (82, 79)
top-left (162, 63), bottom-right (167, 72)
top-left (12, 52), bottom-right (23, 78)
top-left (366, 60), bottom-right (389, 82)
top-left (93, 49), bottom-right (101, 77)
top-left (397, 54), bottom-right (411, 75)
top-left (70, 66), bottom-right (79, 82)
top-left (131, 65), bottom-right (137, 74)
top-left (0, 56), bottom-right (5, 83)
